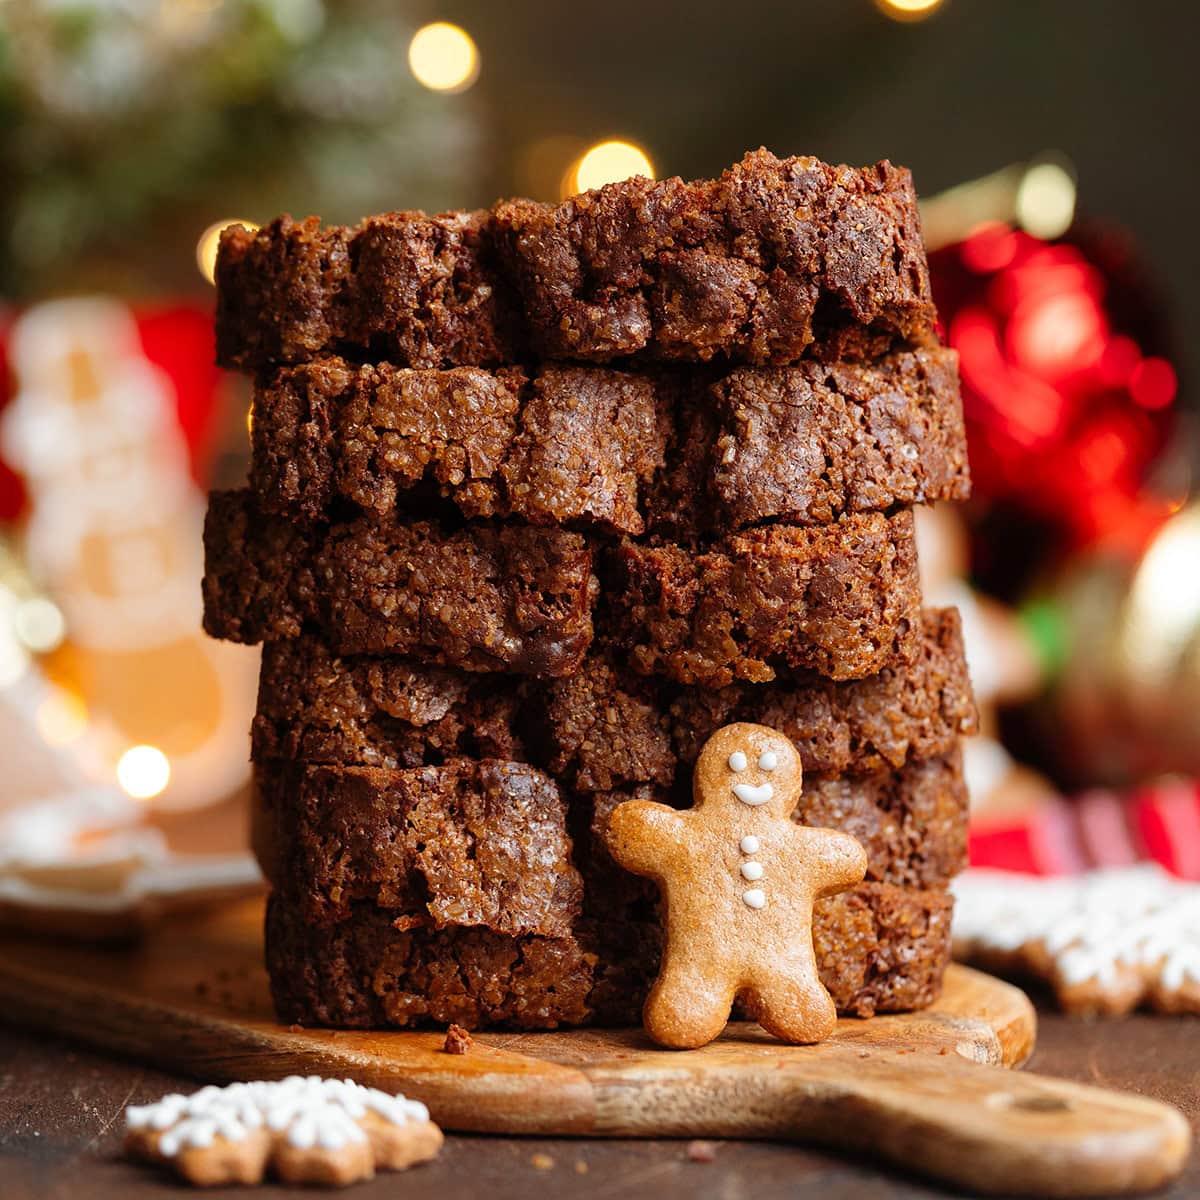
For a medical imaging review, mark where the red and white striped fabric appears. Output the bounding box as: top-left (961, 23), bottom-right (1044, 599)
top-left (969, 778), bottom-right (1200, 879)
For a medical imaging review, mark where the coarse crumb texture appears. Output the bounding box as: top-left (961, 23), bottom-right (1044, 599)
top-left (537, 607), bottom-right (975, 790)
top-left (216, 150), bottom-right (936, 373)
top-left (253, 759), bottom-right (582, 938)
top-left (249, 608), bottom-right (973, 787)
top-left (264, 882), bottom-right (952, 1030)
top-left (604, 509), bottom-right (921, 685)
top-left (202, 489), bottom-right (598, 675)
top-left (247, 348), bottom-right (967, 537)
top-left (205, 494), bottom-right (920, 684)
top-left (265, 894), bottom-right (597, 1031)
top-left (252, 639), bottom-right (526, 767)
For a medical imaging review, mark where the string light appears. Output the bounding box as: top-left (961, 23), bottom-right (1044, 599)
top-left (117, 745), bottom-right (171, 800)
top-left (564, 140), bottom-right (655, 198)
top-left (36, 691), bottom-right (88, 747)
top-left (407, 22), bottom-right (479, 93)
top-left (1015, 162), bottom-right (1076, 240)
top-left (875, 0), bottom-right (944, 22)
top-left (196, 218), bottom-right (258, 286)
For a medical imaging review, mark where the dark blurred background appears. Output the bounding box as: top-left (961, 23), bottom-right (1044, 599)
top-left (0, 0), bottom-right (1197, 897)
top-left (3, 0), bottom-right (1197, 376)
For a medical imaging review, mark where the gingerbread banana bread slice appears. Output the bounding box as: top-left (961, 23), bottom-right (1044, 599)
top-left (666, 606), bottom-right (977, 778)
top-left (266, 894), bottom-right (596, 1030)
top-left (536, 607), bottom-right (975, 792)
top-left (202, 490), bottom-right (597, 674)
top-left (248, 609), bottom-right (973, 782)
top-left (252, 639), bottom-right (525, 767)
top-left (215, 210), bottom-right (520, 373)
top-left (216, 150), bottom-right (936, 373)
top-left (494, 149), bottom-right (935, 366)
top-left (649, 349), bottom-right (967, 542)
top-left (250, 358), bottom-right (669, 533)
top-left (254, 759), bottom-right (581, 938)
top-left (249, 348), bottom-right (967, 538)
top-left (265, 882), bottom-right (953, 1030)
top-left (604, 509), bottom-right (921, 686)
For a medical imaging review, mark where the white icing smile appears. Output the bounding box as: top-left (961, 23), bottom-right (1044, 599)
top-left (732, 782), bottom-right (772, 806)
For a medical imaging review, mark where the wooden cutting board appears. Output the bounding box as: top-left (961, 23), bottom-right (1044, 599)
top-left (0, 896), bottom-right (1188, 1197)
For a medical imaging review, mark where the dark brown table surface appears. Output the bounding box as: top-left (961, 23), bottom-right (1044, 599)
top-left (2, 1005), bottom-right (1198, 1200)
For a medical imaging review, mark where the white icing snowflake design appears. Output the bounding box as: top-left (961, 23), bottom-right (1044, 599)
top-left (953, 866), bottom-right (1200, 998)
top-left (125, 1076), bottom-right (429, 1157)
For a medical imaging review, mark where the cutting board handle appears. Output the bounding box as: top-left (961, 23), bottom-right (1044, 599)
top-left (800, 1051), bottom-right (1191, 1197)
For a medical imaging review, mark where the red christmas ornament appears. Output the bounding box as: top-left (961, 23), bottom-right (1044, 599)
top-left (929, 223), bottom-right (1180, 570)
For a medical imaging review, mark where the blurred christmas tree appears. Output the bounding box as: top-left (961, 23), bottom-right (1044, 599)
top-left (0, 0), bottom-right (483, 298)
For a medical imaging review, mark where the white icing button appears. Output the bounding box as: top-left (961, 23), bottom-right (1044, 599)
top-left (740, 835), bottom-right (760, 854)
top-left (728, 751), bottom-right (748, 772)
top-left (743, 888), bottom-right (767, 909)
top-left (758, 750), bottom-right (778, 772)
top-left (741, 861), bottom-right (763, 881)
top-left (732, 782), bottom-right (772, 806)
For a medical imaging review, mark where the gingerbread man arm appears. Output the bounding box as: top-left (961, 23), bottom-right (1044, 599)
top-left (787, 824), bottom-right (868, 893)
top-left (605, 800), bottom-right (687, 879)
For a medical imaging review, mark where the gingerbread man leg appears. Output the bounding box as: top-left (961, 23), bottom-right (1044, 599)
top-left (739, 952), bottom-right (838, 1045)
top-left (644, 954), bottom-right (737, 1049)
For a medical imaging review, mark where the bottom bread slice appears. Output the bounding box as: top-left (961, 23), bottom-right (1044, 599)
top-left (265, 882), bottom-right (953, 1031)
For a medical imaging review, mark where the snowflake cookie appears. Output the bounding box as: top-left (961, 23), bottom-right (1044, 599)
top-left (124, 1076), bottom-right (443, 1187)
top-left (953, 865), bottom-right (1200, 1016)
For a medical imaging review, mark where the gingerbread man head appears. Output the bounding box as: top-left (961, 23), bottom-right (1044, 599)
top-left (606, 722), bottom-right (867, 1049)
top-left (693, 722), bottom-right (803, 823)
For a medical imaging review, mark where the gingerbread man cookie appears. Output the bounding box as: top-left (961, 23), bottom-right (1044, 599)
top-left (124, 1076), bottom-right (442, 1187)
top-left (605, 722), bottom-right (867, 1048)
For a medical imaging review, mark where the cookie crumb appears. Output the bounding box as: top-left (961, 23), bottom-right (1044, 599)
top-left (443, 1023), bottom-right (473, 1055)
top-left (530, 1152), bottom-right (555, 1170)
top-left (686, 1140), bottom-right (718, 1163)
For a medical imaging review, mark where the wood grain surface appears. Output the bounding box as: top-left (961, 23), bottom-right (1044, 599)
top-left (0, 898), bottom-right (1190, 1196)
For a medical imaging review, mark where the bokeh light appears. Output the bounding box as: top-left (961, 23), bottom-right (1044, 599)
top-left (1015, 162), bottom-right (1076, 240)
top-left (407, 22), bottom-right (480, 93)
top-left (1129, 358), bottom-right (1177, 411)
top-left (196, 219), bottom-right (258, 285)
top-left (13, 597), bottom-right (66, 653)
top-left (117, 744), bottom-right (171, 800)
top-left (565, 140), bottom-right (655, 198)
top-left (36, 691), bottom-right (88, 747)
top-left (875, 0), bottom-right (944, 22)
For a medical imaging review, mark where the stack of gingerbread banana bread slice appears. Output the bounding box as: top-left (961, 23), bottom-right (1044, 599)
top-left (203, 149), bottom-right (977, 1031)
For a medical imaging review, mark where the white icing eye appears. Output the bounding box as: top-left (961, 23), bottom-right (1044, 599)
top-left (758, 750), bottom-right (778, 772)
top-left (741, 861), bottom-right (763, 881)
top-left (740, 835), bottom-right (760, 854)
top-left (728, 751), bottom-right (748, 772)
top-left (743, 888), bottom-right (767, 909)
top-left (733, 782), bottom-right (772, 806)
